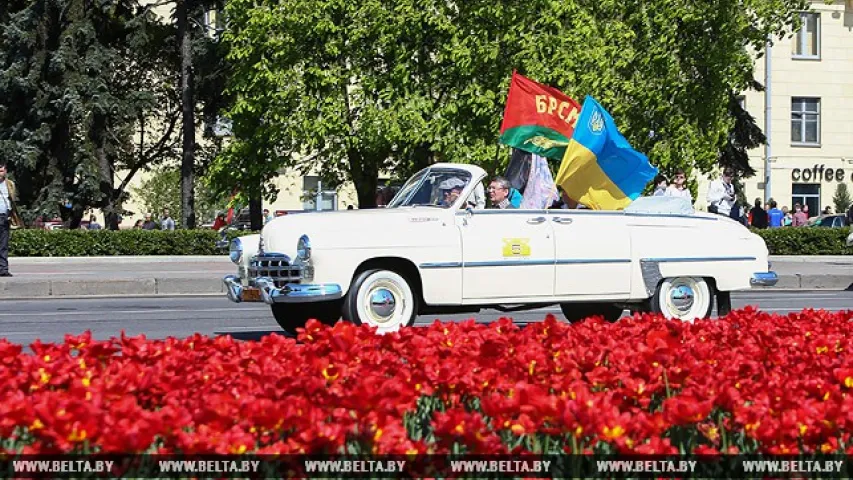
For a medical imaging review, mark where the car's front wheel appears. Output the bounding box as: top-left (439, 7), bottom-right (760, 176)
top-left (650, 276), bottom-right (713, 321)
top-left (560, 302), bottom-right (624, 323)
top-left (342, 269), bottom-right (418, 334)
top-left (271, 300), bottom-right (341, 336)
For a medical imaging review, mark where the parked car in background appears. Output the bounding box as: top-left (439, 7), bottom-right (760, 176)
top-left (222, 163), bottom-right (778, 336)
top-left (809, 214), bottom-right (849, 228)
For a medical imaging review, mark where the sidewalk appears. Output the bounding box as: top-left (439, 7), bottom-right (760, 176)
top-left (0, 255), bottom-right (850, 299)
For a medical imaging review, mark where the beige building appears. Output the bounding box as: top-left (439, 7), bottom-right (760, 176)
top-left (119, 0), bottom-right (852, 225)
top-left (697, 0), bottom-right (853, 216)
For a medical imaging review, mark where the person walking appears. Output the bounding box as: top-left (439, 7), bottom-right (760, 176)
top-left (664, 169), bottom-right (692, 202)
top-left (0, 161), bottom-right (20, 277)
top-left (750, 198), bottom-right (768, 229)
top-left (706, 169), bottom-right (736, 216)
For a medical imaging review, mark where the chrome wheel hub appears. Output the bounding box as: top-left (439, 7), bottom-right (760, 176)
top-left (368, 288), bottom-right (396, 320)
top-left (668, 284), bottom-right (695, 315)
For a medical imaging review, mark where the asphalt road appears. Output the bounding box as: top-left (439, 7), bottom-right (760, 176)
top-left (0, 291), bottom-right (850, 346)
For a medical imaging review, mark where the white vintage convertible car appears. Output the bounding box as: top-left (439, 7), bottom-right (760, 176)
top-left (223, 164), bottom-right (778, 334)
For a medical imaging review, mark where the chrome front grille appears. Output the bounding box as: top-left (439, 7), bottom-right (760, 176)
top-left (249, 254), bottom-right (303, 287)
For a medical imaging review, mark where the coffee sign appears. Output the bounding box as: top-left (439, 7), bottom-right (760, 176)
top-left (791, 165), bottom-right (852, 183)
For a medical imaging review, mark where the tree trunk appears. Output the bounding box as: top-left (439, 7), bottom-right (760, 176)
top-left (350, 151), bottom-right (379, 209)
top-left (91, 112), bottom-right (120, 229)
top-left (178, 0), bottom-right (196, 229)
top-left (249, 196), bottom-right (263, 231)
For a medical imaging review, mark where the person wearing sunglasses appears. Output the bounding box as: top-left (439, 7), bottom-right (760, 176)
top-left (664, 169), bottom-right (692, 203)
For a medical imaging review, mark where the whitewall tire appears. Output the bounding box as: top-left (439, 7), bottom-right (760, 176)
top-left (343, 269), bottom-right (418, 334)
top-left (651, 277), bottom-right (713, 322)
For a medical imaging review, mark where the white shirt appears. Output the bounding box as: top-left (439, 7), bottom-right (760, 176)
top-left (706, 179), bottom-right (735, 216)
top-left (0, 181), bottom-right (9, 215)
top-left (664, 185), bottom-right (692, 202)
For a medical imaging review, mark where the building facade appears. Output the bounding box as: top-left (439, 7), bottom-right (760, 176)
top-left (697, 0), bottom-right (853, 216)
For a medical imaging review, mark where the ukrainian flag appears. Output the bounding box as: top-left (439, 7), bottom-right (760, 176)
top-left (554, 96), bottom-right (658, 210)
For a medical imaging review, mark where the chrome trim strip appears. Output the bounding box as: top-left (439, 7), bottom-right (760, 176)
top-left (465, 259), bottom-right (554, 267)
top-left (223, 275), bottom-right (244, 303)
top-left (555, 258), bottom-right (631, 265)
top-left (751, 271), bottom-right (779, 287)
top-left (421, 259), bottom-right (632, 269)
top-left (420, 262), bottom-right (463, 269)
top-left (642, 256), bottom-right (756, 263)
top-left (639, 260), bottom-right (664, 297)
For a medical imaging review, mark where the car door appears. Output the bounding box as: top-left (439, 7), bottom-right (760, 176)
top-left (549, 211), bottom-right (632, 297)
top-left (457, 210), bottom-right (555, 300)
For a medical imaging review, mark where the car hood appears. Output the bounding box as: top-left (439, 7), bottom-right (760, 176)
top-left (260, 207), bottom-right (456, 255)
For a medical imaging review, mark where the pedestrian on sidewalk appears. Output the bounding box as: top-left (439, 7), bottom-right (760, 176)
top-left (160, 208), bottom-right (176, 230)
top-left (706, 169), bottom-right (736, 216)
top-left (0, 161), bottom-right (20, 277)
top-left (86, 215), bottom-right (102, 230)
top-left (792, 204), bottom-right (809, 227)
top-left (767, 201), bottom-right (783, 228)
top-left (142, 213), bottom-right (158, 230)
top-left (750, 198), bottom-right (768, 229)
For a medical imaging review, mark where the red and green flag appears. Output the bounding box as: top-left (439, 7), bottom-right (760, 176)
top-left (499, 72), bottom-right (582, 160)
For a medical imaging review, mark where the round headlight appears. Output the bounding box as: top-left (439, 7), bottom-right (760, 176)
top-left (297, 234), bottom-right (311, 260)
top-left (229, 238), bottom-right (243, 264)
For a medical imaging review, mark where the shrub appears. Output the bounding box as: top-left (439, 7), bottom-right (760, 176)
top-left (753, 226), bottom-right (852, 255)
top-left (9, 229), bottom-right (258, 257)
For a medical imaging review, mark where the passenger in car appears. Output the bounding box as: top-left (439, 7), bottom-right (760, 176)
top-left (488, 177), bottom-right (518, 209)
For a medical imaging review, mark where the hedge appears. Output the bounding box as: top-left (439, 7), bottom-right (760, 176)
top-left (6, 225), bottom-right (851, 256)
top-left (753, 226), bottom-right (852, 256)
top-left (9, 229), bottom-right (257, 257)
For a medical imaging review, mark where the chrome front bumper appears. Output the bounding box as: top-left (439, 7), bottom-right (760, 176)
top-left (750, 271), bottom-right (779, 287)
top-left (223, 275), bottom-right (343, 304)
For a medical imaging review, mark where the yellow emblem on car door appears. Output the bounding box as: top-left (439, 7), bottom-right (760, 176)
top-left (502, 238), bottom-right (531, 257)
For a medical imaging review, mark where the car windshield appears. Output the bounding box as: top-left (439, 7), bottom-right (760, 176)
top-left (387, 168), bottom-right (472, 208)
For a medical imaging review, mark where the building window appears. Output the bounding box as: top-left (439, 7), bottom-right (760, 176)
top-left (792, 183), bottom-right (820, 218)
top-left (302, 176), bottom-right (338, 211)
top-left (791, 12), bottom-right (820, 59)
top-left (791, 97), bottom-right (820, 145)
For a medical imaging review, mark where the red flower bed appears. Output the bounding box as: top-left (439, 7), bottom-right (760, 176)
top-left (1, 308), bottom-right (851, 455)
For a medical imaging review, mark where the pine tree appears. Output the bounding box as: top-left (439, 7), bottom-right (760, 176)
top-left (833, 183), bottom-right (852, 215)
top-left (0, 0), bottom-right (180, 227)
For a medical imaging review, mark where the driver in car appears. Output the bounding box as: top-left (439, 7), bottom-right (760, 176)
top-left (438, 177), bottom-right (466, 206)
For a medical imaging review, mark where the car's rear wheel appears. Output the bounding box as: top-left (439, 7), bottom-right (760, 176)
top-left (342, 269), bottom-right (418, 334)
top-left (650, 276), bottom-right (713, 321)
top-left (559, 302), bottom-right (624, 323)
top-left (271, 300), bottom-right (341, 336)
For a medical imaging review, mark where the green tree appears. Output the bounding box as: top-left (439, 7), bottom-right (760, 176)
top-left (833, 183), bottom-right (852, 215)
top-left (214, 0), bottom-right (806, 208)
top-left (130, 167), bottom-right (227, 227)
top-left (0, 0), bottom-right (181, 228)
